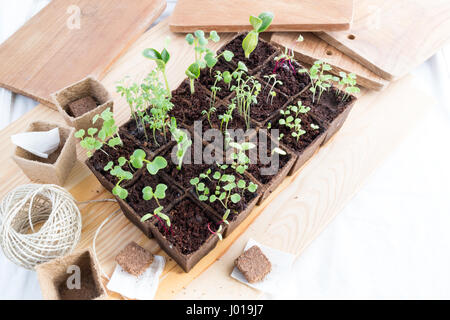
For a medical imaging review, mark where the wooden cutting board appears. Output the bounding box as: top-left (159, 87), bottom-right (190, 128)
top-left (0, 0), bottom-right (166, 109)
top-left (271, 32), bottom-right (389, 91)
top-left (316, 0), bottom-right (450, 80)
top-left (0, 19), bottom-right (431, 300)
top-left (169, 0), bottom-right (354, 33)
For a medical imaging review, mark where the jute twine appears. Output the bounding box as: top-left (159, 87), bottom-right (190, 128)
top-left (0, 184), bottom-right (82, 270)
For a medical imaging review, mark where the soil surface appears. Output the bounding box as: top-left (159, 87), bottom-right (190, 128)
top-left (300, 87), bottom-right (356, 124)
top-left (67, 96), bottom-right (98, 118)
top-left (272, 111), bottom-right (325, 153)
top-left (126, 170), bottom-right (183, 217)
top-left (156, 198), bottom-right (220, 255)
top-left (88, 135), bottom-right (141, 185)
top-left (219, 34), bottom-right (277, 72)
top-left (259, 59), bottom-right (310, 96)
top-left (170, 80), bottom-right (211, 127)
top-left (250, 85), bottom-right (289, 123)
top-left (120, 119), bottom-right (171, 152)
top-left (198, 60), bottom-right (236, 100)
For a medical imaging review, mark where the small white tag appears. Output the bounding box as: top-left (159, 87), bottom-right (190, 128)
top-left (107, 255), bottom-right (165, 300)
top-left (11, 127), bottom-right (60, 159)
top-left (231, 238), bottom-right (295, 293)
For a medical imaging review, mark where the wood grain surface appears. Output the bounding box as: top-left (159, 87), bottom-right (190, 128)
top-left (316, 0), bottom-right (450, 80)
top-left (0, 0), bottom-right (166, 109)
top-left (169, 0), bottom-right (354, 33)
top-left (0, 19), bottom-right (431, 300)
top-left (271, 32), bottom-right (389, 91)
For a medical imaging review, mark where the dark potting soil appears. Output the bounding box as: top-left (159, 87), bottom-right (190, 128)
top-left (272, 111), bottom-right (325, 154)
top-left (120, 119), bottom-right (171, 152)
top-left (67, 96), bottom-right (99, 118)
top-left (259, 59), bottom-right (310, 97)
top-left (219, 34), bottom-right (277, 72)
top-left (198, 62), bottom-right (236, 100)
top-left (250, 86), bottom-right (289, 123)
top-left (126, 170), bottom-right (183, 217)
top-left (157, 198), bottom-right (220, 255)
top-left (247, 145), bottom-right (292, 185)
top-left (88, 135), bottom-right (141, 185)
top-left (195, 165), bottom-right (258, 222)
top-left (170, 80), bottom-right (211, 127)
top-left (300, 87), bottom-right (356, 124)
top-left (57, 254), bottom-right (101, 300)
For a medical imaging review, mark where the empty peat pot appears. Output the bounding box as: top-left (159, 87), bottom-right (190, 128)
top-left (35, 248), bottom-right (107, 300)
top-left (12, 121), bottom-right (76, 185)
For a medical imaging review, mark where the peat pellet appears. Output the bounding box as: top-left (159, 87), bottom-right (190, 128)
top-left (235, 245), bottom-right (271, 283)
top-left (68, 96), bottom-right (98, 118)
top-left (115, 242), bottom-right (154, 277)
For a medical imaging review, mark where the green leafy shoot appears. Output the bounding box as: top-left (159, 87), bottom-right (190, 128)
top-left (103, 159), bottom-right (133, 200)
top-left (299, 60), bottom-right (338, 104)
top-left (231, 73), bottom-right (261, 130)
top-left (140, 184), bottom-right (170, 228)
top-left (169, 117), bottom-right (192, 170)
top-left (218, 102), bottom-right (236, 133)
top-left (279, 101), bottom-right (311, 142)
top-left (263, 74), bottom-right (282, 104)
top-left (229, 141), bottom-right (256, 174)
top-left (338, 71), bottom-right (360, 101)
top-left (242, 12), bottom-right (274, 58)
top-left (75, 107), bottom-right (122, 157)
top-left (129, 149), bottom-right (167, 175)
top-left (185, 30), bottom-right (233, 95)
top-left (143, 39), bottom-right (171, 97)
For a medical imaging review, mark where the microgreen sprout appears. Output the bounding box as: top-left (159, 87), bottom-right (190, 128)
top-left (263, 74), bottom-right (282, 104)
top-left (279, 101), bottom-right (311, 142)
top-left (140, 184), bottom-right (171, 229)
top-left (338, 71), bottom-right (360, 101)
top-left (129, 149), bottom-right (167, 175)
top-left (185, 30), bottom-right (233, 95)
top-left (169, 118), bottom-right (192, 170)
top-left (218, 103), bottom-right (236, 133)
top-left (103, 157), bottom-right (132, 199)
top-left (75, 107), bottom-right (122, 157)
top-left (273, 34), bottom-right (302, 73)
top-left (143, 38), bottom-right (171, 96)
top-left (229, 141), bottom-right (255, 174)
top-left (300, 60), bottom-right (338, 104)
top-left (231, 74), bottom-right (261, 130)
top-left (242, 12), bottom-right (274, 58)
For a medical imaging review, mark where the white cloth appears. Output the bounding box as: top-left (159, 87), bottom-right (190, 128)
top-left (1, 0), bottom-right (450, 299)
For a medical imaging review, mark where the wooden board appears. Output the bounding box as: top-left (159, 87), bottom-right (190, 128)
top-left (0, 0), bottom-right (166, 109)
top-left (316, 0), bottom-right (450, 80)
top-left (0, 19), bottom-right (431, 300)
top-left (169, 0), bottom-right (354, 33)
top-left (271, 32), bottom-right (389, 91)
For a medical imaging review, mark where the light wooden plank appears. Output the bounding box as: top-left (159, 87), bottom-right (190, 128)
top-left (0, 19), bottom-right (431, 299)
top-left (271, 32), bottom-right (389, 91)
top-left (0, 0), bottom-right (166, 109)
top-left (316, 0), bottom-right (450, 80)
top-left (169, 0), bottom-right (354, 33)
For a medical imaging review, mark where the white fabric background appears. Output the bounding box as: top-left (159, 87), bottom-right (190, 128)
top-left (0, 0), bottom-right (449, 300)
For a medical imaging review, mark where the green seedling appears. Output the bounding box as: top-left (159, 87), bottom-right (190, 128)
top-left (75, 107), bottom-right (122, 157)
top-left (185, 30), bottom-right (233, 94)
top-left (140, 184), bottom-right (171, 228)
top-left (263, 74), bottom-right (282, 104)
top-left (273, 34), bottom-right (303, 73)
top-left (129, 149), bottom-right (167, 175)
top-left (338, 71), bottom-right (360, 101)
top-left (279, 101), bottom-right (311, 142)
top-left (242, 12), bottom-right (274, 58)
top-left (169, 118), bottom-right (192, 170)
top-left (229, 141), bottom-right (255, 174)
top-left (104, 157), bottom-right (133, 200)
top-left (143, 38), bottom-right (171, 96)
top-left (231, 74), bottom-right (261, 130)
top-left (218, 103), bottom-right (236, 133)
top-left (300, 60), bottom-right (338, 104)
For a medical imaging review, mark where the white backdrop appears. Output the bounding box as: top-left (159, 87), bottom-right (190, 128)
top-left (0, 0), bottom-right (449, 300)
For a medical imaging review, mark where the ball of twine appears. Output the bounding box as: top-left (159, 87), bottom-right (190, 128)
top-left (0, 184), bottom-right (82, 270)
